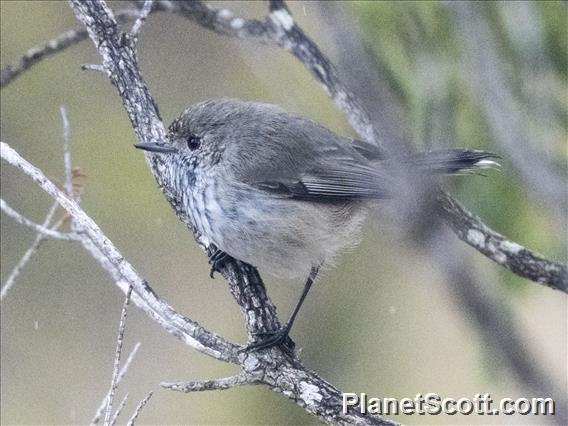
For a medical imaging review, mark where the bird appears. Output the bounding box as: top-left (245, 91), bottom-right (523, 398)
top-left (135, 98), bottom-right (498, 350)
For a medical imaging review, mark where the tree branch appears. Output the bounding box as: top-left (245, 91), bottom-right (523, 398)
top-left (153, 0), bottom-right (376, 144)
top-left (161, 373), bottom-right (251, 393)
top-left (109, 394), bottom-right (129, 426)
top-left (104, 286), bottom-right (133, 426)
top-left (0, 9), bottom-right (143, 89)
top-left (1, 141), bottom-right (241, 364)
top-left (0, 198), bottom-right (78, 240)
top-left (0, 200), bottom-right (61, 300)
top-left (91, 342), bottom-right (141, 425)
top-left (437, 191), bottom-right (567, 293)
top-left (126, 391), bottom-right (153, 426)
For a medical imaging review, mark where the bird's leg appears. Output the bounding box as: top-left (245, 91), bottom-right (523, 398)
top-left (208, 245), bottom-right (232, 278)
top-left (246, 264), bottom-right (321, 352)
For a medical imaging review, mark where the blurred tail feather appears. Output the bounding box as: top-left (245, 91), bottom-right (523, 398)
top-left (405, 149), bottom-right (501, 175)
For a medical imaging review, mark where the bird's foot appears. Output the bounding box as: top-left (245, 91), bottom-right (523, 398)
top-left (208, 246), bottom-right (231, 278)
top-left (244, 325), bottom-right (295, 353)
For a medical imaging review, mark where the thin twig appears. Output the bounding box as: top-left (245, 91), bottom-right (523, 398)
top-left (130, 0), bottom-right (153, 41)
top-left (0, 28), bottom-right (88, 88)
top-left (104, 286), bottom-right (133, 426)
top-left (91, 342), bottom-right (141, 425)
top-left (126, 391), bottom-right (153, 426)
top-left (60, 106), bottom-right (73, 196)
top-left (2, 107), bottom-right (76, 300)
top-left (81, 64), bottom-right (107, 73)
top-left (109, 393), bottom-right (128, 426)
top-left (0, 201), bottom-right (61, 300)
top-left (0, 199), bottom-right (77, 240)
top-left (0, 9), bottom-right (142, 89)
top-left (161, 373), bottom-right (251, 393)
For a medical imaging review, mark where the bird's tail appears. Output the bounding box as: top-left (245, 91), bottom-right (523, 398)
top-left (403, 149), bottom-right (500, 175)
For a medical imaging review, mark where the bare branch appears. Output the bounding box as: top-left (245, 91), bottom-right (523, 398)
top-left (437, 191), bottom-right (568, 293)
top-left (0, 201), bottom-right (61, 300)
top-left (91, 343), bottom-right (141, 425)
top-left (109, 393), bottom-right (128, 426)
top-left (0, 8), bottom-right (142, 89)
top-left (2, 107), bottom-right (76, 301)
top-left (0, 28), bottom-right (88, 88)
top-left (60, 106), bottom-right (73, 196)
top-left (161, 373), bottom-right (251, 393)
top-left (130, 0), bottom-right (153, 42)
top-left (126, 391), bottom-right (153, 426)
top-left (1, 141), bottom-right (241, 363)
top-left (81, 64), bottom-right (107, 73)
top-left (104, 287), bottom-right (133, 426)
top-left (0, 198), bottom-right (77, 240)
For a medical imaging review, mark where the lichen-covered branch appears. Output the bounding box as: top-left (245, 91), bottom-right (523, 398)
top-left (0, 9), bottom-right (142, 89)
top-left (161, 373), bottom-right (251, 393)
top-left (437, 191), bottom-right (567, 293)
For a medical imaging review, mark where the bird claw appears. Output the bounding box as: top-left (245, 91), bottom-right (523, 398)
top-left (208, 247), bottom-right (230, 278)
top-left (243, 326), bottom-right (295, 353)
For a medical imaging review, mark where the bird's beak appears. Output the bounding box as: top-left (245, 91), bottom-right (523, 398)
top-left (134, 143), bottom-right (178, 154)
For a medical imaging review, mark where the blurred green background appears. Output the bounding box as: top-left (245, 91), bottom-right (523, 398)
top-left (1, 1), bottom-right (566, 425)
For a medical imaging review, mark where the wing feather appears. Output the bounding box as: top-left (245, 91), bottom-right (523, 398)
top-left (251, 162), bottom-right (391, 201)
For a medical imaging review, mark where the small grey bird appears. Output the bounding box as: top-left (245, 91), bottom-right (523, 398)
top-left (135, 98), bottom-right (497, 350)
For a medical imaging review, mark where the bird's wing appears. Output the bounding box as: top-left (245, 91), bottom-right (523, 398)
top-left (224, 109), bottom-right (392, 202)
top-left (249, 154), bottom-right (392, 202)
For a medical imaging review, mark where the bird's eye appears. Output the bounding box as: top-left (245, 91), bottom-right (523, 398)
top-left (187, 135), bottom-right (201, 151)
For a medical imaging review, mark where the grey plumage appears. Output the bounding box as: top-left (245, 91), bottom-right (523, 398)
top-left (138, 98), bottom-right (497, 279)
